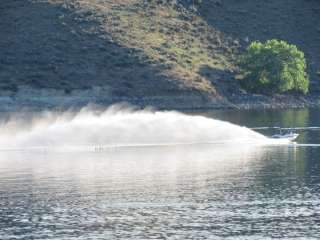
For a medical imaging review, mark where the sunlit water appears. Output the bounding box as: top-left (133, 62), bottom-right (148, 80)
top-left (0, 107), bottom-right (320, 239)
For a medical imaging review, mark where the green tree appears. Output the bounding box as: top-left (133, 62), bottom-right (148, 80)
top-left (240, 39), bottom-right (309, 94)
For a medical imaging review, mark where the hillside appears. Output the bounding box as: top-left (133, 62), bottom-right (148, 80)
top-left (198, 0), bottom-right (320, 88)
top-left (0, 0), bottom-right (319, 109)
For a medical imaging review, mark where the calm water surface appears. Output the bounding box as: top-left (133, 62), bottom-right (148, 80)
top-left (1, 108), bottom-right (320, 239)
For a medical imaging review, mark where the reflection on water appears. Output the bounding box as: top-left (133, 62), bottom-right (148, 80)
top-left (1, 143), bottom-right (320, 239)
top-left (1, 107), bottom-right (320, 239)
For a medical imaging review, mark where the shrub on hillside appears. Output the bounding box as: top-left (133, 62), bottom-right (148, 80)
top-left (240, 39), bottom-right (309, 94)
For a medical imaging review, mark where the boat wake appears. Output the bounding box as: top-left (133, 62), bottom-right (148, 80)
top-left (0, 105), bottom-right (293, 151)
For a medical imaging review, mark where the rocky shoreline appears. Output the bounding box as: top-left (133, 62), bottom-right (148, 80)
top-left (0, 87), bottom-right (318, 112)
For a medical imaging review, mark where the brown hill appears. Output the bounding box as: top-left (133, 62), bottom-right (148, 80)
top-left (0, 0), bottom-right (319, 109)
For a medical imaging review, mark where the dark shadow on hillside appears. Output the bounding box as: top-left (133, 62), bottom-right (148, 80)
top-left (198, 65), bottom-right (242, 100)
top-left (0, 0), bottom-right (201, 98)
top-left (198, 0), bottom-right (320, 88)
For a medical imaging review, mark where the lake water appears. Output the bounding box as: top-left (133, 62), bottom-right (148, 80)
top-left (0, 108), bottom-right (320, 239)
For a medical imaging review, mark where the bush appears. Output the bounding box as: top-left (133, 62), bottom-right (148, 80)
top-left (240, 39), bottom-right (309, 94)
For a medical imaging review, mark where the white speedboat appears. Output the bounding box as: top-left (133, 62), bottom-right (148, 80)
top-left (271, 132), bottom-right (299, 141)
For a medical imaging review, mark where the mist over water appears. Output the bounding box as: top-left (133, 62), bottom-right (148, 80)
top-left (1, 108), bottom-right (320, 239)
top-left (0, 105), bottom-right (286, 150)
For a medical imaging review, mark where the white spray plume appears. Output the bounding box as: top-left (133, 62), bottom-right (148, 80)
top-left (0, 104), bottom-right (287, 150)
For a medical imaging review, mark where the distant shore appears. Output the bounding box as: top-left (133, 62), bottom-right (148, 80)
top-left (0, 87), bottom-right (318, 112)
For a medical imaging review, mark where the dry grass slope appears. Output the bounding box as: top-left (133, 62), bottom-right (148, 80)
top-left (0, 0), bottom-right (239, 100)
top-left (73, 0), bottom-right (239, 94)
top-left (0, 0), bottom-right (319, 108)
